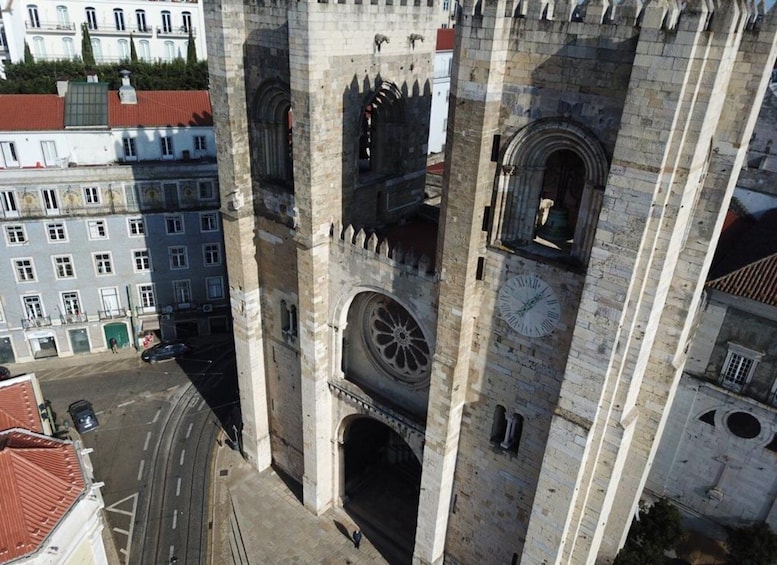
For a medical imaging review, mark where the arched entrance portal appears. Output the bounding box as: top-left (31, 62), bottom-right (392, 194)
top-left (343, 417), bottom-right (420, 563)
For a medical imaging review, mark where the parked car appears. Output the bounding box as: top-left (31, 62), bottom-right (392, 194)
top-left (0, 366), bottom-right (10, 380)
top-left (68, 400), bottom-right (99, 433)
top-left (141, 341), bottom-right (193, 363)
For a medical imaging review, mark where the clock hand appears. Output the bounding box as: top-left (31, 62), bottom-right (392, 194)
top-left (516, 292), bottom-right (544, 316)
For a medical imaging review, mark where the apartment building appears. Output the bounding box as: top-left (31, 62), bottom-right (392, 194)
top-left (0, 75), bottom-right (226, 364)
top-left (0, 0), bottom-right (207, 69)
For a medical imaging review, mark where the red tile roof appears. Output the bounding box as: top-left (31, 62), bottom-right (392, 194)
top-left (0, 95), bottom-right (64, 131)
top-left (109, 91), bottom-right (213, 127)
top-left (0, 89), bottom-right (212, 131)
top-left (708, 253), bottom-right (777, 307)
top-left (0, 378), bottom-right (44, 434)
top-left (436, 28), bottom-right (455, 51)
top-left (0, 429), bottom-right (85, 563)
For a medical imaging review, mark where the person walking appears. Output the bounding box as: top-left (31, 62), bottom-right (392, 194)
top-left (109, 337), bottom-right (118, 353)
top-left (352, 529), bottom-right (363, 549)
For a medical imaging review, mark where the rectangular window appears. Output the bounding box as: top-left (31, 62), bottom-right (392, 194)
top-left (165, 214), bottom-right (184, 234)
top-left (5, 224), bottom-right (26, 245)
top-left (182, 11), bottom-right (192, 32)
top-left (23, 295), bottom-right (44, 319)
top-left (194, 135), bottom-right (207, 151)
top-left (85, 7), bottom-right (97, 30)
top-left (42, 189), bottom-right (59, 214)
top-left (161, 136), bottom-right (173, 158)
top-left (14, 258), bottom-right (36, 282)
top-left (114, 8), bottom-right (125, 30)
top-left (84, 187), bottom-right (100, 204)
top-left (203, 243), bottom-right (221, 266)
top-left (46, 221), bottom-right (67, 242)
top-left (128, 218), bottom-right (145, 236)
top-left (720, 344), bottom-right (763, 393)
top-left (161, 11), bottom-right (172, 33)
top-left (169, 246), bottom-right (188, 269)
top-left (87, 219), bottom-right (108, 239)
top-left (53, 255), bottom-right (75, 278)
top-left (41, 140), bottom-right (59, 166)
top-left (27, 5), bottom-right (40, 27)
top-left (173, 280), bottom-right (192, 304)
top-left (123, 137), bottom-right (137, 160)
top-left (139, 283), bottom-right (155, 308)
top-left (133, 249), bottom-right (151, 271)
top-left (198, 181), bottom-right (216, 200)
top-left (200, 212), bottom-right (218, 232)
top-left (136, 9), bottom-right (147, 32)
top-left (1, 190), bottom-right (18, 215)
top-left (99, 287), bottom-right (121, 315)
top-left (0, 142), bottom-right (19, 168)
top-left (61, 292), bottom-right (81, 317)
top-left (93, 252), bottom-right (113, 275)
top-left (206, 276), bottom-right (224, 300)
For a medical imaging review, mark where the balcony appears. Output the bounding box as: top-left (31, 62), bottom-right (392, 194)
top-left (25, 21), bottom-right (76, 34)
top-left (98, 309), bottom-right (128, 320)
top-left (156, 26), bottom-right (196, 38)
top-left (60, 312), bottom-right (89, 325)
top-left (90, 25), bottom-right (153, 37)
top-left (22, 316), bottom-right (52, 329)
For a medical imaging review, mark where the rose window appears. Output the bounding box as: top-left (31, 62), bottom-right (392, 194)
top-left (362, 295), bottom-right (430, 385)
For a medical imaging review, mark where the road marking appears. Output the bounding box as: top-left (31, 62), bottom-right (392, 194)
top-left (176, 477), bottom-right (181, 497)
top-left (172, 510), bottom-right (178, 530)
top-left (143, 431), bottom-right (151, 451)
top-left (151, 407), bottom-right (161, 424)
top-left (137, 459), bottom-right (145, 481)
top-left (198, 398), bottom-right (206, 411)
top-left (117, 399), bottom-right (135, 408)
top-left (169, 545), bottom-right (175, 561)
top-left (186, 423), bottom-right (193, 439)
top-left (179, 450), bottom-right (185, 466)
top-left (105, 493), bottom-right (138, 564)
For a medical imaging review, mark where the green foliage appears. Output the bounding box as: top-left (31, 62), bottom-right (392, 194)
top-left (613, 499), bottom-right (687, 565)
top-left (130, 34), bottom-right (138, 63)
top-left (23, 42), bottom-right (34, 64)
top-left (187, 27), bottom-right (197, 65)
top-left (727, 522), bottom-right (777, 565)
top-left (0, 60), bottom-right (209, 94)
top-left (81, 24), bottom-right (95, 67)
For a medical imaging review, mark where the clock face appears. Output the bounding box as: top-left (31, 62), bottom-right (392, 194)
top-left (497, 274), bottom-right (561, 337)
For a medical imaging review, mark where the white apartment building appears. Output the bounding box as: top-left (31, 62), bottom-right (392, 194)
top-left (427, 28), bottom-right (453, 155)
top-left (0, 0), bottom-right (207, 69)
top-left (0, 75), bottom-right (227, 364)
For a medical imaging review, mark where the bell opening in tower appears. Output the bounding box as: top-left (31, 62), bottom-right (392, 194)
top-left (534, 149), bottom-right (586, 252)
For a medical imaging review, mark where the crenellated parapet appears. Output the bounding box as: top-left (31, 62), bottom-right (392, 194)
top-left (462, 0), bottom-right (770, 32)
top-left (330, 222), bottom-right (436, 278)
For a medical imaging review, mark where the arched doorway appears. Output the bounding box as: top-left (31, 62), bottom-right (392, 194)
top-left (343, 417), bottom-right (420, 563)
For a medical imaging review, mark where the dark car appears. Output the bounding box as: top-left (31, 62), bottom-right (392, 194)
top-left (141, 341), bottom-right (193, 363)
top-left (0, 366), bottom-right (10, 380)
top-left (68, 400), bottom-right (99, 433)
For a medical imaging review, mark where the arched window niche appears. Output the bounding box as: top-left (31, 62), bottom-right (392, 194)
top-left (358, 81), bottom-right (406, 178)
top-left (493, 119), bottom-right (609, 267)
top-left (252, 80), bottom-right (294, 190)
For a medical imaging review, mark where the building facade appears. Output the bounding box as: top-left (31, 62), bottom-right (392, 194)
top-left (0, 81), bottom-right (227, 363)
top-left (205, 2), bottom-right (777, 565)
top-left (0, 0), bottom-right (207, 69)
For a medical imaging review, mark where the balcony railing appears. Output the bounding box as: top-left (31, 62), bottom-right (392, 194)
top-left (156, 26), bottom-right (196, 38)
top-left (60, 312), bottom-right (89, 325)
top-left (22, 316), bottom-right (52, 329)
top-left (90, 25), bottom-right (153, 37)
top-left (98, 309), bottom-right (128, 320)
top-left (25, 21), bottom-right (77, 33)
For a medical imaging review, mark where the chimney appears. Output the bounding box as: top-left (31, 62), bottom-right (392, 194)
top-left (118, 70), bottom-right (137, 105)
top-left (56, 80), bottom-right (69, 97)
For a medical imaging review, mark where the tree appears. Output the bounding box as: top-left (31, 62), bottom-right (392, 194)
top-left (186, 27), bottom-right (197, 65)
top-left (81, 23), bottom-right (95, 67)
top-left (728, 522), bottom-right (777, 565)
top-left (613, 499), bottom-right (687, 565)
top-left (130, 33), bottom-right (138, 63)
top-left (24, 42), bottom-right (34, 64)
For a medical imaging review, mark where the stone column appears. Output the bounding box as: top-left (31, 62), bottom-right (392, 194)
top-left (206, 0), bottom-right (272, 469)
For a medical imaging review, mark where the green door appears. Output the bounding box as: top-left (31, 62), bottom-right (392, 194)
top-left (103, 323), bottom-right (129, 349)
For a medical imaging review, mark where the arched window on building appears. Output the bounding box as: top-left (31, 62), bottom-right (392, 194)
top-left (490, 405), bottom-right (523, 454)
top-left (252, 81), bottom-right (293, 189)
top-left (164, 40), bottom-right (175, 62)
top-left (358, 82), bottom-right (406, 177)
top-left (138, 40), bottom-right (150, 61)
top-left (62, 37), bottom-right (75, 59)
top-left (56, 6), bottom-right (70, 28)
top-left (91, 38), bottom-right (102, 61)
top-left (118, 39), bottom-right (129, 61)
top-left (32, 36), bottom-right (45, 58)
top-left (493, 119), bottom-right (609, 267)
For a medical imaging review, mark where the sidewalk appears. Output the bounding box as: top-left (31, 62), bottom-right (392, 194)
top-left (210, 440), bottom-right (395, 565)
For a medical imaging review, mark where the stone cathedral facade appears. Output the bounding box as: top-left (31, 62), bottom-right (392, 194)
top-left (204, 0), bottom-right (777, 563)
